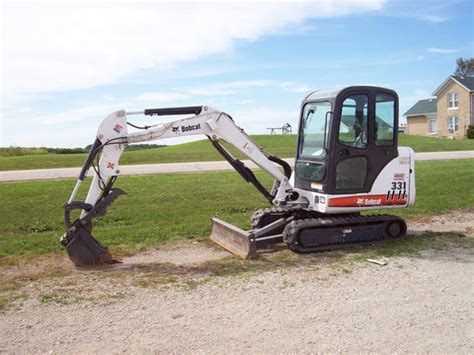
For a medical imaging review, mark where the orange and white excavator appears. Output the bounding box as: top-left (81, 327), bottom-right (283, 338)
top-left (61, 86), bottom-right (415, 266)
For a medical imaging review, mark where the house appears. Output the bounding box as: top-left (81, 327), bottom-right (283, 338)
top-left (404, 98), bottom-right (438, 135)
top-left (433, 75), bottom-right (474, 137)
top-left (404, 75), bottom-right (474, 138)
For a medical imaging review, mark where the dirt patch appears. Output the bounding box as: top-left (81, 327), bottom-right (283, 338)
top-left (409, 210), bottom-right (474, 235)
top-left (123, 241), bottom-right (230, 266)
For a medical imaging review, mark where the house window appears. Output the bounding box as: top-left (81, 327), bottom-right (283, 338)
top-left (448, 92), bottom-right (459, 109)
top-left (448, 116), bottom-right (459, 133)
top-left (428, 118), bottom-right (437, 134)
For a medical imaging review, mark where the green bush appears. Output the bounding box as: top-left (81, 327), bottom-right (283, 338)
top-left (0, 144), bottom-right (168, 157)
top-left (0, 147), bottom-right (48, 157)
top-left (46, 147), bottom-right (86, 154)
top-left (467, 125), bottom-right (474, 139)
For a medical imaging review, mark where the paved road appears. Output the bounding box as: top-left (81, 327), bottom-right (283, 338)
top-left (0, 151), bottom-right (473, 182)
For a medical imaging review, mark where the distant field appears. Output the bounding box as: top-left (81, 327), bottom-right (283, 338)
top-left (0, 134), bottom-right (473, 171)
top-left (0, 159), bottom-right (473, 258)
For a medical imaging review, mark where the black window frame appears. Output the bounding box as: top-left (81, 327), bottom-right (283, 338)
top-left (326, 86), bottom-right (399, 195)
top-left (294, 160), bottom-right (327, 182)
top-left (296, 100), bottom-right (333, 161)
top-left (294, 99), bottom-right (333, 189)
top-left (374, 92), bottom-right (396, 147)
top-left (336, 93), bottom-right (370, 150)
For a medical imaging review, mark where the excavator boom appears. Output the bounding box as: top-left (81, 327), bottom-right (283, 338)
top-left (61, 106), bottom-right (300, 266)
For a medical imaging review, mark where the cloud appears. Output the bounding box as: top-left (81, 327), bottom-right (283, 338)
top-left (382, 0), bottom-right (457, 23)
top-left (16, 92), bottom-right (189, 126)
top-left (35, 104), bottom-right (121, 125)
top-left (187, 80), bottom-right (312, 97)
top-left (188, 80), bottom-right (274, 96)
top-left (237, 99), bottom-right (254, 105)
top-left (2, 1), bottom-right (386, 95)
top-left (279, 82), bottom-right (313, 93)
top-left (418, 14), bottom-right (448, 23)
top-left (427, 47), bottom-right (459, 54)
top-left (135, 92), bottom-right (189, 103)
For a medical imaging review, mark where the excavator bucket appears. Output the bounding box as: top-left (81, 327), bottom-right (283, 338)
top-left (61, 224), bottom-right (122, 267)
top-left (61, 188), bottom-right (126, 267)
top-left (210, 217), bottom-right (257, 259)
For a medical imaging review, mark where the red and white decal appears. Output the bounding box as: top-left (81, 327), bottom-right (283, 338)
top-left (106, 162), bottom-right (115, 170)
top-left (394, 173), bottom-right (405, 181)
top-left (329, 194), bottom-right (407, 207)
top-left (113, 123), bottom-right (124, 133)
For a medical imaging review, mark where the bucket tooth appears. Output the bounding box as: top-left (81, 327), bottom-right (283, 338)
top-left (210, 217), bottom-right (257, 259)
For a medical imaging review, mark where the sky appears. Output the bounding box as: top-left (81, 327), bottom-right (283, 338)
top-left (1, 0), bottom-right (473, 148)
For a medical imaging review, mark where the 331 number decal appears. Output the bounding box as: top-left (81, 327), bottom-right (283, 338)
top-left (391, 182), bottom-right (406, 190)
top-left (387, 181), bottom-right (407, 201)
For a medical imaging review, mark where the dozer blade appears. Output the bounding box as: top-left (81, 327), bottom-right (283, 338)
top-left (210, 217), bottom-right (257, 259)
top-left (61, 224), bottom-right (122, 267)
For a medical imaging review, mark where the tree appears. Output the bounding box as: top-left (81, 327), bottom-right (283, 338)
top-left (454, 57), bottom-right (474, 77)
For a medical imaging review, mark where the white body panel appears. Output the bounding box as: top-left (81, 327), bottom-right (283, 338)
top-left (292, 147), bottom-right (416, 214)
top-left (82, 111), bottom-right (128, 210)
top-left (97, 111), bottom-right (128, 177)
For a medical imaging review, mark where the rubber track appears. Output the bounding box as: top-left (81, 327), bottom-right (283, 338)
top-left (250, 207), bottom-right (289, 229)
top-left (250, 207), bottom-right (358, 229)
top-left (283, 214), bottom-right (406, 253)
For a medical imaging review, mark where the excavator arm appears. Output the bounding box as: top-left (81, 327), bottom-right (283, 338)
top-left (61, 105), bottom-right (303, 266)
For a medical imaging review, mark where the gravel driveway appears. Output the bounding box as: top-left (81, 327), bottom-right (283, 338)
top-left (0, 212), bottom-right (473, 353)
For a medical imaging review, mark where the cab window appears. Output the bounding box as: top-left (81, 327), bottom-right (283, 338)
top-left (299, 101), bottom-right (332, 160)
top-left (335, 156), bottom-right (367, 190)
top-left (375, 93), bottom-right (395, 146)
top-left (339, 94), bottom-right (368, 149)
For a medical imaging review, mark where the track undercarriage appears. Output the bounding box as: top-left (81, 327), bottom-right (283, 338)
top-left (211, 207), bottom-right (407, 259)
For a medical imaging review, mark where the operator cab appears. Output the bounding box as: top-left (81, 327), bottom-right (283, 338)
top-left (295, 86), bottom-right (399, 195)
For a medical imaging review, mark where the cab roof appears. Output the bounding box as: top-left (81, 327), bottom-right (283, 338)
top-left (304, 88), bottom-right (343, 102)
top-left (303, 86), bottom-right (395, 103)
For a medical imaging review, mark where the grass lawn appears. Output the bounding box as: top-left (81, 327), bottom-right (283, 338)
top-left (0, 159), bottom-right (473, 259)
top-left (1, 134), bottom-right (473, 171)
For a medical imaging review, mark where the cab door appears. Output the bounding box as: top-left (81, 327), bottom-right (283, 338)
top-left (326, 87), bottom-right (399, 194)
top-left (293, 100), bottom-right (332, 192)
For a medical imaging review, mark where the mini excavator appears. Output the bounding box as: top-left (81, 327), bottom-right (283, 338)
top-left (61, 86), bottom-right (415, 266)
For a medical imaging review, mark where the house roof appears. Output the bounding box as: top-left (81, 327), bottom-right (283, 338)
top-left (432, 75), bottom-right (474, 96)
top-left (454, 75), bottom-right (474, 90)
top-left (404, 98), bottom-right (437, 117)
